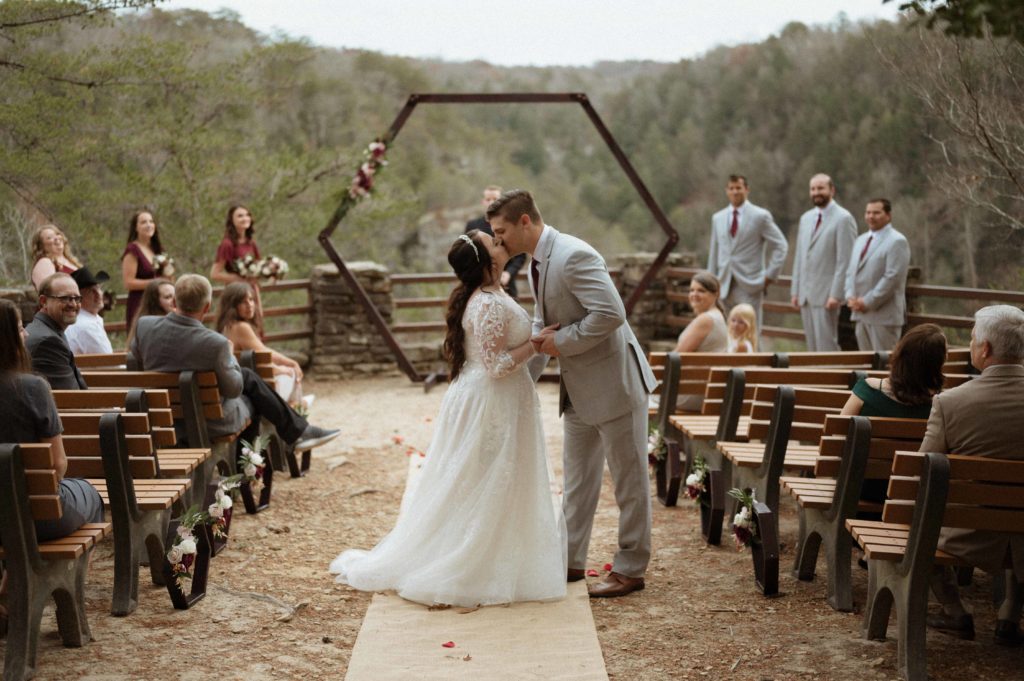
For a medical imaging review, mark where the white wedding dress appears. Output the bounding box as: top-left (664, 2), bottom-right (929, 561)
top-left (329, 288), bottom-right (567, 606)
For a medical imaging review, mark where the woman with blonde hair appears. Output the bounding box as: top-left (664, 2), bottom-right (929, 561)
top-left (727, 303), bottom-right (758, 353)
top-left (30, 225), bottom-right (82, 290)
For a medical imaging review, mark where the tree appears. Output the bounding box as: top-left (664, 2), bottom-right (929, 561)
top-left (886, 0), bottom-right (1024, 44)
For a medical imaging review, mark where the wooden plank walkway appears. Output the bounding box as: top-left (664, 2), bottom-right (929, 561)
top-left (344, 456), bottom-right (608, 680)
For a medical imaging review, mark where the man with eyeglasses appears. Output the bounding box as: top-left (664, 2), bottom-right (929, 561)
top-left (25, 272), bottom-right (88, 389)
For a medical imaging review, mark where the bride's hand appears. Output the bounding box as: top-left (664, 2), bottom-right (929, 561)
top-left (531, 323), bottom-right (560, 356)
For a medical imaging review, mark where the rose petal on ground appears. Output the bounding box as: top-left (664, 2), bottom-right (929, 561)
top-left (586, 569), bottom-right (599, 577)
top-left (603, 563), bottom-right (613, 572)
top-left (442, 641), bottom-right (455, 648)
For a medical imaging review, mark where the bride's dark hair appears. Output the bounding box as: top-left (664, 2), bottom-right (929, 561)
top-left (444, 230), bottom-right (493, 381)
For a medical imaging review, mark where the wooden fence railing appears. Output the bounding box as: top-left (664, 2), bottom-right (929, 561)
top-left (104, 278), bottom-right (313, 344)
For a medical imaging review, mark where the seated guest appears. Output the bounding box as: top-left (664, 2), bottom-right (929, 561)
top-left (727, 303), bottom-right (758, 354)
top-left (126, 279), bottom-right (176, 347)
top-left (922, 305), bottom-right (1024, 646)
top-left (217, 282), bottom-right (304, 405)
top-left (30, 224), bottom-right (81, 291)
top-left (0, 299), bottom-right (103, 540)
top-left (130, 274), bottom-right (338, 452)
top-left (25, 273), bottom-right (87, 389)
top-left (841, 323), bottom-right (946, 518)
top-left (65, 267), bottom-right (114, 355)
top-left (674, 271), bottom-right (729, 354)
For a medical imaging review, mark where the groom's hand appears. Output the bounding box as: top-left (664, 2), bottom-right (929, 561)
top-left (531, 324), bottom-right (560, 357)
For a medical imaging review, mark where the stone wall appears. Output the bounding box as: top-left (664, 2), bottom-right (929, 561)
top-left (308, 252), bottom-right (697, 377)
top-left (0, 286), bottom-right (38, 323)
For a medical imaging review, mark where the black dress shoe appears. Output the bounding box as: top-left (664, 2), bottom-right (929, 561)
top-left (567, 568), bottom-right (586, 583)
top-left (995, 620), bottom-right (1023, 647)
top-left (926, 612), bottom-right (975, 640)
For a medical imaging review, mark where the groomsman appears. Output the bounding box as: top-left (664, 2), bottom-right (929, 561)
top-left (844, 198), bottom-right (910, 351)
top-left (790, 174), bottom-right (857, 351)
top-left (707, 174), bottom-right (787, 338)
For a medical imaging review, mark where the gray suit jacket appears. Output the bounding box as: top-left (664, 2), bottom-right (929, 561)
top-left (25, 312), bottom-right (87, 390)
top-left (707, 200), bottom-right (788, 299)
top-left (844, 224), bottom-right (910, 325)
top-left (790, 201), bottom-right (857, 306)
top-left (130, 313), bottom-right (250, 438)
top-left (527, 226), bottom-right (657, 426)
top-left (919, 364), bottom-right (1024, 578)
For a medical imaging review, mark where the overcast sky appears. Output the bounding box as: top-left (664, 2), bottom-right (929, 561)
top-left (164, 0), bottom-right (903, 66)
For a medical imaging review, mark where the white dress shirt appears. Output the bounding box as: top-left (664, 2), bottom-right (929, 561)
top-left (65, 309), bottom-right (113, 355)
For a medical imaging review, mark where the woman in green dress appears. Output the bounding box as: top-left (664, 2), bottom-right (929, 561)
top-left (840, 323), bottom-right (948, 515)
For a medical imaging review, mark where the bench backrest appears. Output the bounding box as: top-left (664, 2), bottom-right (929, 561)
top-left (816, 415), bottom-right (927, 479)
top-left (747, 386), bottom-right (850, 442)
top-left (885, 451), bottom-right (1024, 530)
top-left (59, 412), bottom-right (159, 480)
top-left (80, 371), bottom-right (224, 422)
top-left (52, 389), bottom-right (174, 428)
top-left (3, 443), bottom-right (61, 521)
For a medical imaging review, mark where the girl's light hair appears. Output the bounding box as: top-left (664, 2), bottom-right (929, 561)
top-left (728, 303), bottom-right (758, 352)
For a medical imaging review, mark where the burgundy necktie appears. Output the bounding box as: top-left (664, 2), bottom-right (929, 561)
top-left (530, 257), bottom-right (540, 298)
top-left (859, 235), bottom-right (873, 262)
top-left (729, 209), bottom-right (739, 238)
top-left (812, 212), bottom-right (822, 236)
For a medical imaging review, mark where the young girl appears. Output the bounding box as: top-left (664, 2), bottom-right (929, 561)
top-left (727, 303), bottom-right (758, 353)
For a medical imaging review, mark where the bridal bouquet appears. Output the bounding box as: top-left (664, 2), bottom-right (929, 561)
top-left (166, 505), bottom-right (203, 592)
top-left (647, 426), bottom-right (667, 466)
top-left (258, 255), bottom-right (289, 281)
top-left (153, 253), bottom-right (176, 278)
top-left (207, 475), bottom-right (241, 540)
top-left (684, 455), bottom-right (709, 504)
top-left (232, 254), bottom-right (262, 279)
top-left (239, 435), bottom-right (269, 496)
top-left (348, 140), bottom-right (388, 200)
top-left (728, 487), bottom-right (759, 550)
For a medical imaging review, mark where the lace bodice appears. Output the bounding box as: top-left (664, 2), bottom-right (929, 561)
top-left (463, 289), bottom-right (532, 379)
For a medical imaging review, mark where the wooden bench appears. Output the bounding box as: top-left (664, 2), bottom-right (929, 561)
top-left (780, 416), bottom-right (928, 611)
top-left (0, 442), bottom-right (112, 681)
top-left (59, 412), bottom-right (203, 615)
top-left (846, 451), bottom-right (1024, 681)
top-left (53, 388), bottom-right (210, 509)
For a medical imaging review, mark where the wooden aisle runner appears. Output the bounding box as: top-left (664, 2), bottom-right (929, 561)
top-left (344, 456), bottom-right (609, 680)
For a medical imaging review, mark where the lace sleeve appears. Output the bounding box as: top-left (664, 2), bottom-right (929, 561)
top-left (470, 294), bottom-right (522, 379)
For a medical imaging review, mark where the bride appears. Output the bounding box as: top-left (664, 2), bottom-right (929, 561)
top-left (329, 230), bottom-right (567, 607)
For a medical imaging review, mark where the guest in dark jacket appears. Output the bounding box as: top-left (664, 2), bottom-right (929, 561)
top-left (466, 185), bottom-right (526, 299)
top-left (24, 272), bottom-right (87, 389)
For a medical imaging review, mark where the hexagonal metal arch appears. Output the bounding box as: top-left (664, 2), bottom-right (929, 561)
top-left (318, 92), bottom-right (679, 382)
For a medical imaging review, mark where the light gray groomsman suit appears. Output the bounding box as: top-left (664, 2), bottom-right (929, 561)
top-left (707, 200), bottom-right (788, 336)
top-left (527, 225), bottom-right (658, 579)
top-left (843, 223), bottom-right (910, 351)
top-left (790, 200), bottom-right (857, 351)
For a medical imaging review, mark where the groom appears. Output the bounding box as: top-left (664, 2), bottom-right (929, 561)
top-left (488, 190), bottom-right (657, 598)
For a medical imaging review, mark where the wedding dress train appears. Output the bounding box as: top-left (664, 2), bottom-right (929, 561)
top-left (329, 289), bottom-right (567, 606)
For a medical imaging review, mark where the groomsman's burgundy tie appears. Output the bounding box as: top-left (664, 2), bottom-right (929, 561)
top-left (729, 209), bottom-right (739, 238)
top-left (859, 235), bottom-right (873, 262)
top-left (813, 211), bottom-right (822, 236)
top-left (530, 257), bottom-right (540, 299)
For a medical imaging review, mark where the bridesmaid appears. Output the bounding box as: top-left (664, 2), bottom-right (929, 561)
top-left (30, 225), bottom-right (82, 290)
top-left (121, 210), bottom-right (169, 331)
top-left (210, 204), bottom-right (263, 335)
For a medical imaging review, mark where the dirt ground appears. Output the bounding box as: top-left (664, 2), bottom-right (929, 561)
top-left (22, 375), bottom-right (1023, 680)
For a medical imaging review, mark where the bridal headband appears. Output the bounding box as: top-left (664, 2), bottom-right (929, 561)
top-left (458, 234), bottom-right (480, 262)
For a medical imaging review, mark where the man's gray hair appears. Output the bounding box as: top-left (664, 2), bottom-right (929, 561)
top-left (974, 305), bottom-right (1024, 362)
top-left (174, 274), bottom-right (212, 314)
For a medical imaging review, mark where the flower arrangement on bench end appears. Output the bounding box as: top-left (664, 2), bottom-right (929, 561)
top-left (166, 505), bottom-right (203, 593)
top-left (208, 475), bottom-right (241, 540)
top-left (239, 435), bottom-right (269, 496)
top-left (685, 455), bottom-right (710, 506)
top-left (647, 425), bottom-right (667, 467)
top-left (728, 487), bottom-right (760, 550)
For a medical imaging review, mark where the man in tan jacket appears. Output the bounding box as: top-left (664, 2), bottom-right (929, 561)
top-left (922, 304), bottom-right (1024, 646)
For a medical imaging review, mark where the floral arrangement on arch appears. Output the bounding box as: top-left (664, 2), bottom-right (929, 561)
top-left (728, 487), bottom-right (759, 550)
top-left (208, 475), bottom-right (241, 539)
top-left (239, 435), bottom-right (269, 496)
top-left (647, 425), bottom-right (667, 466)
top-left (349, 140), bottom-right (387, 199)
top-left (153, 253), bottom-right (176, 278)
top-left (166, 505), bottom-right (203, 592)
top-left (684, 455), bottom-right (710, 505)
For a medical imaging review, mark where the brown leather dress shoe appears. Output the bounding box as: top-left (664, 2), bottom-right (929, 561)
top-left (567, 568), bottom-right (586, 583)
top-left (588, 572), bottom-right (645, 598)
